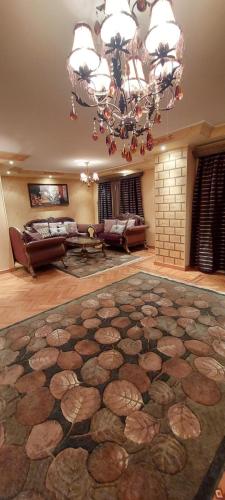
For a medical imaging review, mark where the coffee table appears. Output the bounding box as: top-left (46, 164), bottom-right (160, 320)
top-left (65, 236), bottom-right (106, 259)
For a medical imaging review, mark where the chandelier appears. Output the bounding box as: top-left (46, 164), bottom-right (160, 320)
top-left (80, 162), bottom-right (99, 187)
top-left (68, 0), bottom-right (184, 163)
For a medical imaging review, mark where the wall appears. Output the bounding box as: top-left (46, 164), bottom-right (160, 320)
top-left (154, 147), bottom-right (196, 269)
top-left (142, 169), bottom-right (155, 246)
top-left (0, 177), bottom-right (14, 271)
top-left (2, 176), bottom-right (95, 230)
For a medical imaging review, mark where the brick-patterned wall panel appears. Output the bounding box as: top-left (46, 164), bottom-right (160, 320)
top-left (154, 148), bottom-right (188, 268)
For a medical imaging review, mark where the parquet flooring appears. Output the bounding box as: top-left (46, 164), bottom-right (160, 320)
top-left (0, 248), bottom-right (224, 329)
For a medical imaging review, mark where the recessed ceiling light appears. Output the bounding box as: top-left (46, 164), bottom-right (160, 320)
top-left (9, 160), bottom-right (14, 165)
top-left (160, 145), bottom-right (166, 151)
top-left (119, 170), bottom-right (133, 176)
top-left (49, 175), bottom-right (52, 179)
top-left (7, 170), bottom-right (11, 175)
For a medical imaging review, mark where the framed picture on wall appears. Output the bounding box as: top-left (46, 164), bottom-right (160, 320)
top-left (28, 183), bottom-right (69, 207)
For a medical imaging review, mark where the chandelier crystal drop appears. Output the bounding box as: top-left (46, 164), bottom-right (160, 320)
top-left (80, 162), bottom-right (99, 187)
top-left (68, 0), bottom-right (184, 163)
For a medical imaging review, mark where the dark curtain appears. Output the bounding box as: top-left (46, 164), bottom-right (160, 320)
top-left (120, 176), bottom-right (144, 217)
top-left (98, 182), bottom-right (112, 222)
top-left (111, 180), bottom-right (121, 218)
top-left (190, 152), bottom-right (225, 273)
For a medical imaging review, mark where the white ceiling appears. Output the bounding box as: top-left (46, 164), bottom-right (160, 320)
top-left (0, 0), bottom-right (225, 173)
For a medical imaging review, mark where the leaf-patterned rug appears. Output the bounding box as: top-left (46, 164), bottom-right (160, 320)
top-left (53, 248), bottom-right (145, 278)
top-left (0, 272), bottom-right (225, 500)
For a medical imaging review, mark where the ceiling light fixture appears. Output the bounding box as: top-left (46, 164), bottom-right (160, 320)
top-left (160, 144), bottom-right (166, 151)
top-left (67, 0), bottom-right (184, 163)
top-left (9, 160), bottom-right (14, 165)
top-left (6, 170), bottom-right (11, 175)
top-left (80, 161), bottom-right (99, 187)
top-left (120, 169), bottom-right (134, 176)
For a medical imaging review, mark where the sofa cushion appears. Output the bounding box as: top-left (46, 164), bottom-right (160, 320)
top-left (127, 219), bottom-right (136, 228)
top-left (77, 224), bottom-right (89, 234)
top-left (49, 227), bottom-right (60, 237)
top-left (57, 225), bottom-right (68, 236)
top-left (36, 226), bottom-right (51, 238)
top-left (104, 219), bottom-right (117, 232)
top-left (117, 213), bottom-right (144, 226)
top-left (110, 224), bottom-right (126, 235)
top-left (33, 222), bottom-right (49, 230)
top-left (64, 221), bottom-right (78, 235)
top-left (49, 222), bottom-right (62, 229)
top-left (94, 223), bottom-right (104, 234)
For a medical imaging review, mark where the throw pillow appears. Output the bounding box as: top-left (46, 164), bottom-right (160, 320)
top-left (57, 225), bottom-right (68, 236)
top-left (33, 222), bottom-right (49, 230)
top-left (104, 219), bottom-right (117, 233)
top-left (49, 227), bottom-right (59, 237)
top-left (116, 219), bottom-right (128, 227)
top-left (64, 221), bottom-right (78, 234)
top-left (36, 227), bottom-right (51, 238)
top-left (126, 219), bottom-right (136, 228)
top-left (110, 224), bottom-right (126, 235)
top-left (49, 222), bottom-right (62, 230)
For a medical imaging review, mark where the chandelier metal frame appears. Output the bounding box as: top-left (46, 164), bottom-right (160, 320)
top-left (68, 0), bottom-right (184, 163)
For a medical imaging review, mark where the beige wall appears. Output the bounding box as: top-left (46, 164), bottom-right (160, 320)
top-left (2, 176), bottom-right (95, 231)
top-left (142, 169), bottom-right (155, 246)
top-left (0, 177), bottom-right (14, 271)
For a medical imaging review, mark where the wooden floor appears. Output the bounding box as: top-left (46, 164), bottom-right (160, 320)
top-left (0, 249), bottom-right (225, 329)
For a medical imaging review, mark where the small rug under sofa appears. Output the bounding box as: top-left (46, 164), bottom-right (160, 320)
top-left (53, 248), bottom-right (145, 278)
top-left (0, 272), bottom-right (225, 499)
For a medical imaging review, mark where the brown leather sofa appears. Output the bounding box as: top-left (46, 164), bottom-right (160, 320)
top-left (24, 214), bottom-right (148, 254)
top-left (9, 227), bottom-right (66, 277)
top-left (97, 213), bottom-right (149, 253)
top-left (24, 217), bottom-right (103, 237)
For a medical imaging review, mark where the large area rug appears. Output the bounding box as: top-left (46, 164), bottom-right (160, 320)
top-left (54, 248), bottom-right (145, 278)
top-left (0, 273), bottom-right (225, 500)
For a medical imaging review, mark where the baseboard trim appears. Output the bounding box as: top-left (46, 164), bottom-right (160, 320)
top-left (0, 267), bottom-right (16, 274)
top-left (154, 261), bottom-right (186, 271)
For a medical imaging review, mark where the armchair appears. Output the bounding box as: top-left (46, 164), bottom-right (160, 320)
top-left (9, 227), bottom-right (66, 277)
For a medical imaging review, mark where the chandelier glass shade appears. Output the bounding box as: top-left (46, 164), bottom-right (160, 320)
top-left (69, 23), bottom-right (100, 74)
top-left (101, 0), bottom-right (137, 45)
top-left (68, 0), bottom-right (184, 163)
top-left (89, 58), bottom-right (111, 95)
top-left (123, 57), bottom-right (148, 94)
top-left (146, 0), bottom-right (180, 55)
top-left (80, 163), bottom-right (99, 187)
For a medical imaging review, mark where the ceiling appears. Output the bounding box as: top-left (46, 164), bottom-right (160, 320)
top-left (0, 0), bottom-right (225, 174)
